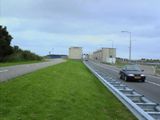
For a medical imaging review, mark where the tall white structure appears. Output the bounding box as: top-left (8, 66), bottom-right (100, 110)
top-left (69, 47), bottom-right (82, 59)
top-left (92, 48), bottom-right (116, 64)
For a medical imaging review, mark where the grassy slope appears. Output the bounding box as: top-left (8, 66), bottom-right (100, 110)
top-left (0, 60), bottom-right (137, 120)
top-left (0, 60), bottom-right (46, 67)
top-left (156, 66), bottom-right (160, 75)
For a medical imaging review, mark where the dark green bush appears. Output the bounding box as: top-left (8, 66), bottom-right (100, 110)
top-left (2, 49), bottom-right (43, 62)
top-left (0, 26), bottom-right (42, 62)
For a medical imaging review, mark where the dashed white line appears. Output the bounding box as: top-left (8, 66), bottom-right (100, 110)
top-left (92, 62), bottom-right (119, 73)
top-left (92, 62), bottom-right (160, 87)
top-left (146, 81), bottom-right (160, 87)
top-left (147, 75), bottom-right (160, 80)
top-left (0, 69), bottom-right (8, 73)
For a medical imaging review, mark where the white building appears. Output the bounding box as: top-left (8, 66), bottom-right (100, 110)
top-left (69, 47), bottom-right (82, 59)
top-left (92, 48), bottom-right (116, 64)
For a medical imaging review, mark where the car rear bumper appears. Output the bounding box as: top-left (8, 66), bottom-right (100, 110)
top-left (127, 76), bottom-right (146, 81)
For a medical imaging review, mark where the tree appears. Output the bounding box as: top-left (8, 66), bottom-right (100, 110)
top-left (13, 45), bottom-right (22, 53)
top-left (0, 25), bottom-right (13, 61)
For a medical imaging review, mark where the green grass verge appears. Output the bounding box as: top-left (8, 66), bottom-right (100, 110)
top-left (0, 60), bottom-right (46, 67)
top-left (156, 66), bottom-right (160, 75)
top-left (0, 60), bottom-right (137, 120)
top-left (114, 61), bottom-right (128, 68)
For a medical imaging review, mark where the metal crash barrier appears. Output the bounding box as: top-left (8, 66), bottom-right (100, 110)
top-left (84, 61), bottom-right (160, 120)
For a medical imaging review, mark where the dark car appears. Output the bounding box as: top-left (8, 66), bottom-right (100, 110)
top-left (119, 65), bottom-right (146, 82)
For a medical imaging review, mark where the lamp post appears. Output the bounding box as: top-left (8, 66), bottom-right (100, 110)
top-left (108, 40), bottom-right (114, 64)
top-left (121, 31), bottom-right (132, 62)
top-left (52, 48), bottom-right (54, 55)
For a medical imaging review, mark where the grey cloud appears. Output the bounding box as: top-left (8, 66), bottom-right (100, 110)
top-left (1, 0), bottom-right (160, 58)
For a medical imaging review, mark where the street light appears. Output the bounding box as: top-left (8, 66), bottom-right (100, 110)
top-left (106, 40), bottom-right (114, 48)
top-left (52, 48), bottom-right (54, 55)
top-left (108, 40), bottom-right (114, 64)
top-left (121, 31), bottom-right (132, 61)
top-left (102, 40), bottom-right (114, 64)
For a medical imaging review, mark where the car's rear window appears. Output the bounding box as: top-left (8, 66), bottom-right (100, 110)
top-left (126, 65), bottom-right (141, 71)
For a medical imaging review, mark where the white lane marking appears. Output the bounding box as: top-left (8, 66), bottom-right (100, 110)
top-left (146, 80), bottom-right (160, 87)
top-left (105, 67), bottom-right (119, 73)
top-left (26, 65), bottom-right (31, 67)
top-left (94, 62), bottom-right (160, 80)
top-left (147, 75), bottom-right (160, 80)
top-left (93, 62), bottom-right (119, 73)
top-left (0, 69), bottom-right (8, 73)
top-left (92, 62), bottom-right (160, 87)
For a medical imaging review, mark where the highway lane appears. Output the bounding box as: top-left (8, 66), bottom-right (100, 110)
top-left (0, 59), bottom-right (65, 82)
top-left (86, 61), bottom-right (160, 104)
top-left (97, 62), bottom-right (160, 86)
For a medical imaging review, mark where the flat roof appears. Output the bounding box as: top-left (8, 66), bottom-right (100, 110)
top-left (69, 47), bottom-right (82, 49)
top-left (102, 47), bottom-right (116, 49)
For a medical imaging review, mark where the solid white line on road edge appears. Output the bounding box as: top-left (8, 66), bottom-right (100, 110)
top-left (0, 69), bottom-right (8, 73)
top-left (84, 62), bottom-right (155, 120)
top-left (93, 61), bottom-right (160, 80)
top-left (146, 80), bottom-right (160, 87)
top-left (92, 62), bottom-right (119, 73)
top-left (147, 75), bottom-right (160, 80)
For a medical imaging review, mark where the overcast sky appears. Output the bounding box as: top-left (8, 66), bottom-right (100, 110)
top-left (1, 0), bottom-right (160, 59)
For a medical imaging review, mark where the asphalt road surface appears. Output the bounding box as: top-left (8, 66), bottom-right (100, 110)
top-left (86, 60), bottom-right (160, 104)
top-left (0, 59), bottom-right (65, 82)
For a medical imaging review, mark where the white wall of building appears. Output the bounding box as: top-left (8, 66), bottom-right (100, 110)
top-left (69, 47), bottom-right (82, 59)
top-left (91, 48), bottom-right (116, 64)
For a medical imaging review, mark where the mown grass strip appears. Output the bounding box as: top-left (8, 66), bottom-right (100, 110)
top-left (0, 60), bottom-right (137, 120)
top-left (0, 60), bottom-right (46, 67)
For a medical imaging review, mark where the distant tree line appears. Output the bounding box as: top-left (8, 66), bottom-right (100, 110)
top-left (141, 58), bottom-right (160, 62)
top-left (0, 25), bottom-right (42, 62)
top-left (116, 57), bottom-right (160, 63)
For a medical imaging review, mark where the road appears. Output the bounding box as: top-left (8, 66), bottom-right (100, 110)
top-left (86, 60), bottom-right (160, 104)
top-left (0, 59), bottom-right (65, 82)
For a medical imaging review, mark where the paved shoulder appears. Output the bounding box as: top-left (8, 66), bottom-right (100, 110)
top-left (0, 59), bottom-right (66, 82)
